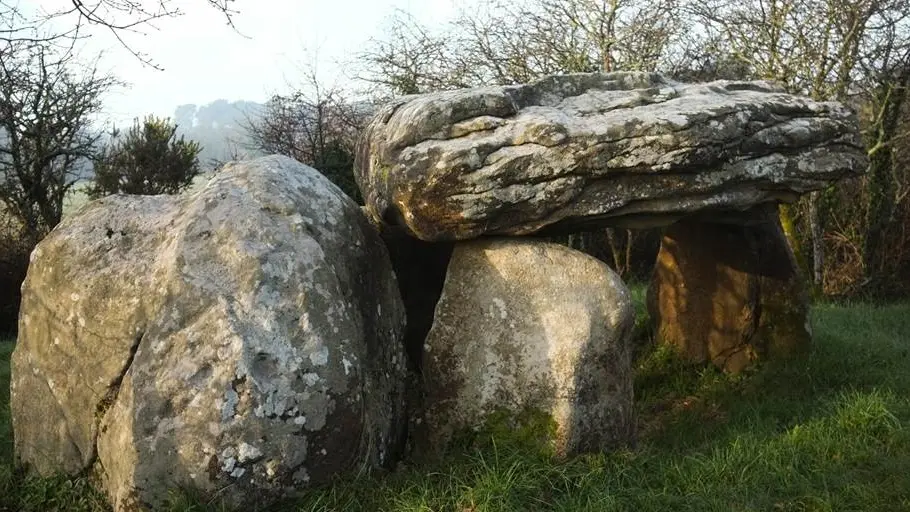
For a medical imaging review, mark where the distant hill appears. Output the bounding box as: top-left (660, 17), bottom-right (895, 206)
top-left (172, 99), bottom-right (266, 169)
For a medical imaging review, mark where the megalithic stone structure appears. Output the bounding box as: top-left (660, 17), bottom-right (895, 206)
top-left (354, 72), bottom-right (866, 457)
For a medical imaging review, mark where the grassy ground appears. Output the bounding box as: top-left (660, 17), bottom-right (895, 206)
top-left (2, 300), bottom-right (909, 511)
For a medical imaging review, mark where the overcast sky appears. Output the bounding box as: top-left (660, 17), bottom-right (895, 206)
top-left (27, 0), bottom-right (463, 125)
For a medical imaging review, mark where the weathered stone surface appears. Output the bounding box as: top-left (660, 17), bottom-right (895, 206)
top-left (11, 155), bottom-right (407, 510)
top-left (356, 72), bottom-right (867, 241)
top-left (418, 238), bottom-right (635, 456)
top-left (647, 204), bottom-right (811, 373)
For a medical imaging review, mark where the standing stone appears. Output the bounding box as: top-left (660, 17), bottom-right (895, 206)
top-left (647, 205), bottom-right (811, 373)
top-left (418, 238), bottom-right (635, 457)
top-left (11, 155), bottom-right (407, 511)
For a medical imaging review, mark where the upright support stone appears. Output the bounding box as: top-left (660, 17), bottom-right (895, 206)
top-left (417, 238), bottom-right (635, 457)
top-left (12, 156), bottom-right (408, 511)
top-left (647, 205), bottom-right (812, 373)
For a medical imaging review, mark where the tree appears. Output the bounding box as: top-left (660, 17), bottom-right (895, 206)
top-left (0, 41), bottom-right (114, 239)
top-left (686, 0), bottom-right (910, 294)
top-left (0, 39), bottom-right (115, 332)
top-left (358, 10), bottom-right (463, 95)
top-left (0, 0), bottom-right (238, 332)
top-left (243, 67), bottom-right (366, 202)
top-left (89, 116), bottom-right (202, 198)
top-left (359, 1), bottom-right (682, 94)
top-left (861, 48), bottom-right (910, 292)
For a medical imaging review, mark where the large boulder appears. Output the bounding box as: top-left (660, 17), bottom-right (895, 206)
top-left (11, 155), bottom-right (407, 510)
top-left (355, 72), bottom-right (866, 241)
top-left (647, 204), bottom-right (811, 373)
top-left (418, 238), bottom-right (635, 456)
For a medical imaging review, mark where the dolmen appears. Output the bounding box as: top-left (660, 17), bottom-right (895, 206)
top-left (11, 72), bottom-right (866, 511)
top-left (355, 72), bottom-right (865, 450)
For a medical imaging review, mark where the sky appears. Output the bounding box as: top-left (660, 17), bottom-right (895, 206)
top-left (24, 0), bottom-right (464, 125)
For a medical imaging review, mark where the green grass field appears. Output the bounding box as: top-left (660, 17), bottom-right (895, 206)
top-left (2, 300), bottom-right (910, 511)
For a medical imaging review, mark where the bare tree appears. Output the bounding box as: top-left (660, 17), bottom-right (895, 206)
top-left (357, 10), bottom-right (466, 95)
top-left (242, 67), bottom-right (367, 202)
top-left (0, 39), bottom-right (115, 332)
top-left (208, 138), bottom-right (250, 172)
top-left (0, 40), bottom-right (115, 239)
top-left (359, 0), bottom-right (682, 93)
top-left (528, 0), bottom-right (682, 73)
top-left (0, 0), bottom-right (239, 332)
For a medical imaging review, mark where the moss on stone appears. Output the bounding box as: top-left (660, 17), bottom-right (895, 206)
top-left (452, 407), bottom-right (560, 458)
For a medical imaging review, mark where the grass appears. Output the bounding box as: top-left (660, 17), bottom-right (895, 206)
top-left (2, 300), bottom-right (910, 511)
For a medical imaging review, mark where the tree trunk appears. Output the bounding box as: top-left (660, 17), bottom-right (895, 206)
top-left (864, 75), bottom-right (909, 288)
top-left (606, 227), bottom-right (623, 274)
top-left (808, 191), bottom-right (824, 291)
top-left (864, 145), bottom-right (895, 283)
top-left (778, 204), bottom-right (810, 277)
top-left (624, 229), bottom-right (634, 276)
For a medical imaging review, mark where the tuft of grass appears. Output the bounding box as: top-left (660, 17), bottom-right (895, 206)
top-left (3, 300), bottom-right (910, 511)
top-left (1, 341), bottom-right (10, 458)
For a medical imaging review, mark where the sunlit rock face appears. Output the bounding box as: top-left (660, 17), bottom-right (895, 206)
top-left (416, 238), bottom-right (635, 457)
top-left (11, 155), bottom-right (407, 511)
top-left (355, 72), bottom-right (866, 241)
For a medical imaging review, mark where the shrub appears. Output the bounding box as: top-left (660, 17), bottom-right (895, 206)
top-left (89, 116), bottom-right (202, 198)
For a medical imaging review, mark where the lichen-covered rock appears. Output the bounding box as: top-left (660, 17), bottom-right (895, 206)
top-left (11, 155), bottom-right (407, 511)
top-left (647, 204), bottom-right (811, 373)
top-left (356, 72), bottom-right (867, 241)
top-left (418, 238), bottom-right (635, 456)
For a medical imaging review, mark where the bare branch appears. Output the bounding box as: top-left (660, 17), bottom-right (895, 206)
top-left (1, 0), bottom-right (240, 68)
top-left (0, 39), bottom-right (116, 236)
top-left (242, 63), bottom-right (366, 202)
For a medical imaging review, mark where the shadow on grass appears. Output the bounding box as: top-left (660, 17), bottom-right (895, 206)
top-left (635, 302), bottom-right (910, 451)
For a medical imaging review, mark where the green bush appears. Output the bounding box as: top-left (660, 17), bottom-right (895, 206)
top-left (89, 116), bottom-right (202, 198)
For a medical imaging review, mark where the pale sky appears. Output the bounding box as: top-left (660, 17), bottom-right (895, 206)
top-left (25, 0), bottom-right (464, 125)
